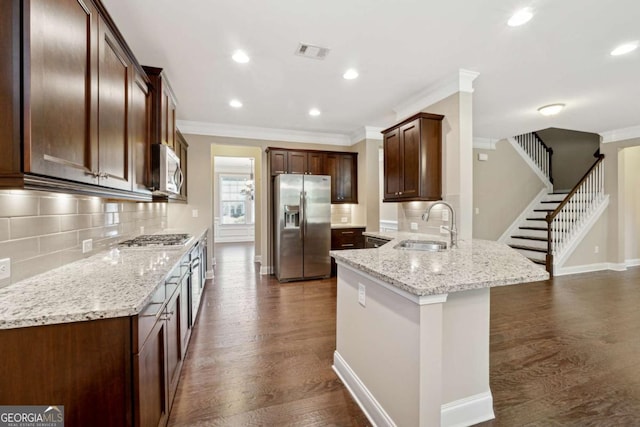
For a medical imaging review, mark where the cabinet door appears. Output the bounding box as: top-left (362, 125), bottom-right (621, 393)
top-left (383, 128), bottom-right (401, 200)
top-left (270, 150), bottom-right (288, 175)
top-left (135, 317), bottom-right (168, 427)
top-left (161, 84), bottom-right (177, 150)
top-left (97, 17), bottom-right (132, 191)
top-left (324, 153), bottom-right (340, 202)
top-left (338, 154), bottom-right (357, 203)
top-left (166, 287), bottom-right (182, 402)
top-left (131, 70), bottom-right (151, 193)
top-left (27, 0), bottom-right (99, 184)
top-left (288, 151), bottom-right (307, 174)
top-left (307, 152), bottom-right (324, 175)
top-left (399, 120), bottom-right (420, 199)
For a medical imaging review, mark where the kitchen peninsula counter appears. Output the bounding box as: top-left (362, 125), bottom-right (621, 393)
top-left (0, 228), bottom-right (208, 329)
top-left (331, 231), bottom-right (549, 297)
top-left (331, 231), bottom-right (549, 427)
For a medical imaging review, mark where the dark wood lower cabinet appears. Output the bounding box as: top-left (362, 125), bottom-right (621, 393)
top-left (330, 227), bottom-right (365, 275)
top-left (135, 317), bottom-right (168, 427)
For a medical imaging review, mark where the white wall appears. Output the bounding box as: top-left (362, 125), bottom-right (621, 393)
top-left (623, 146), bottom-right (640, 263)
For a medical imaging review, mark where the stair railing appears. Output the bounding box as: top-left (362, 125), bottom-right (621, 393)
top-left (545, 154), bottom-right (605, 274)
top-left (514, 132), bottom-right (554, 184)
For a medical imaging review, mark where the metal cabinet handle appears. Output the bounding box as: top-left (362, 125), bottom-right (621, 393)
top-left (140, 302), bottom-right (164, 318)
top-left (341, 243), bottom-right (355, 247)
top-left (341, 231), bottom-right (354, 235)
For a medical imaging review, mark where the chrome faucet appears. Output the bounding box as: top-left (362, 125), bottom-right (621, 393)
top-left (422, 201), bottom-right (458, 248)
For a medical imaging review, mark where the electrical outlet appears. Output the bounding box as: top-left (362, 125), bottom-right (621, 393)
top-left (594, 245), bottom-right (599, 254)
top-left (410, 222), bottom-right (418, 231)
top-left (0, 258), bottom-right (10, 280)
top-left (139, 226), bottom-right (145, 235)
top-left (441, 209), bottom-right (449, 222)
top-left (358, 283), bottom-right (366, 307)
top-left (341, 217), bottom-right (348, 223)
top-left (478, 153), bottom-right (489, 161)
top-left (440, 225), bottom-right (449, 235)
top-left (82, 239), bottom-right (93, 254)
top-left (192, 209), bottom-right (199, 218)
top-left (475, 207), bottom-right (480, 215)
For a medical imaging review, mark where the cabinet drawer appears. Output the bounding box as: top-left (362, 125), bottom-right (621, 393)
top-left (331, 228), bottom-right (365, 250)
top-left (133, 283), bottom-right (166, 352)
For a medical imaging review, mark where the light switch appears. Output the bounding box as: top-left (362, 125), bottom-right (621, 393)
top-left (358, 283), bottom-right (366, 307)
top-left (192, 209), bottom-right (199, 218)
top-left (478, 153), bottom-right (489, 161)
top-left (410, 222), bottom-right (418, 231)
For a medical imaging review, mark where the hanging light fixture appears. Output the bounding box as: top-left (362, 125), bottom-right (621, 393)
top-left (241, 158), bottom-right (255, 200)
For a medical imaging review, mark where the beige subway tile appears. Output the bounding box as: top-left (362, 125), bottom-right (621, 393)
top-left (78, 227), bottom-right (104, 242)
top-left (0, 219), bottom-right (8, 242)
top-left (0, 193), bottom-right (39, 217)
top-left (104, 202), bottom-right (120, 213)
top-left (91, 213), bottom-right (108, 227)
top-left (0, 237), bottom-right (39, 262)
top-left (12, 252), bottom-right (62, 283)
top-left (78, 197), bottom-right (103, 214)
top-left (60, 248), bottom-right (85, 264)
top-left (39, 195), bottom-right (78, 215)
top-left (40, 231), bottom-right (79, 253)
top-left (10, 216), bottom-right (60, 239)
top-left (60, 214), bottom-right (92, 232)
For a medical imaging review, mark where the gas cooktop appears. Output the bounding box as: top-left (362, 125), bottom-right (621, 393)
top-left (118, 233), bottom-right (192, 247)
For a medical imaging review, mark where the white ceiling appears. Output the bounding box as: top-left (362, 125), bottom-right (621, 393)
top-left (102, 0), bottom-right (640, 141)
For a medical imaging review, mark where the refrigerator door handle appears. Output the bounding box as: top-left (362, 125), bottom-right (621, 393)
top-left (299, 191), bottom-right (304, 240)
top-left (303, 191), bottom-right (308, 237)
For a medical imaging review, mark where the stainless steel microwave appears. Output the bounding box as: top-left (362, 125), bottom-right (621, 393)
top-left (151, 144), bottom-right (183, 195)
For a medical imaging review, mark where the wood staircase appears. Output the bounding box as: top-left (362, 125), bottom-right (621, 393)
top-left (507, 191), bottom-right (567, 266)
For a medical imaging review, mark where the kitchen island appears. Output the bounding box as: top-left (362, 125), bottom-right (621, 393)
top-left (330, 231), bottom-right (549, 427)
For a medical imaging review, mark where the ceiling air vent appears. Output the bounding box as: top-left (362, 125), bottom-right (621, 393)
top-left (295, 43), bottom-right (330, 60)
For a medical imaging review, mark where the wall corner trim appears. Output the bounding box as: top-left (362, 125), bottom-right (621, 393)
top-left (441, 391), bottom-right (495, 427)
top-left (393, 69), bottom-right (480, 122)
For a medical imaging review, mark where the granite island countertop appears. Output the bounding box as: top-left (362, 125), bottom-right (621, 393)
top-left (331, 230), bottom-right (549, 297)
top-left (0, 228), bottom-right (208, 330)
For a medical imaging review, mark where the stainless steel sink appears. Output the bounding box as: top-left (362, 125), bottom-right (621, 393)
top-left (393, 239), bottom-right (447, 252)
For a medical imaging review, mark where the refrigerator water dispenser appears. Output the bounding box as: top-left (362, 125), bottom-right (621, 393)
top-left (284, 205), bottom-right (300, 228)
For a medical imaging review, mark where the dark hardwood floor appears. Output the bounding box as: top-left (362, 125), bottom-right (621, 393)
top-left (168, 242), bottom-right (640, 426)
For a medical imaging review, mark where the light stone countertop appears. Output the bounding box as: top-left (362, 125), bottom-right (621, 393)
top-left (0, 229), bottom-right (208, 330)
top-left (331, 230), bottom-right (549, 296)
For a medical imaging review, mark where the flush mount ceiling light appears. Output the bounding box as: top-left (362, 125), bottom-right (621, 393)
top-left (537, 103), bottom-right (565, 116)
top-left (343, 69), bottom-right (359, 80)
top-left (508, 8), bottom-right (533, 27)
top-left (610, 41), bottom-right (639, 56)
top-left (232, 50), bottom-right (250, 63)
top-left (309, 108), bottom-right (321, 117)
top-left (229, 99), bottom-right (243, 108)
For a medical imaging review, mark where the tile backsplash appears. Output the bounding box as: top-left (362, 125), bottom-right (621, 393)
top-left (331, 204), bottom-right (353, 225)
top-left (397, 201), bottom-right (451, 234)
top-left (0, 190), bottom-right (167, 287)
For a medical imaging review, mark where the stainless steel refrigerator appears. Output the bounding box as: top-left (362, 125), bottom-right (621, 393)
top-left (274, 174), bottom-right (331, 281)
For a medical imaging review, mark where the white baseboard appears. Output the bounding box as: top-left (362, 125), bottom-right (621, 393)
top-left (441, 392), bottom-right (495, 427)
top-left (554, 262), bottom-right (627, 276)
top-left (332, 351), bottom-right (396, 427)
top-left (333, 350), bottom-right (494, 427)
top-left (625, 258), bottom-right (640, 268)
top-left (206, 268), bottom-right (214, 279)
top-left (260, 265), bottom-right (273, 275)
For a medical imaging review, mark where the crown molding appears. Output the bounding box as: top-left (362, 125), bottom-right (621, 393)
top-left (393, 69), bottom-right (480, 122)
top-left (473, 137), bottom-right (498, 150)
top-left (600, 125), bottom-right (640, 144)
top-left (350, 126), bottom-right (384, 144)
top-left (177, 120), bottom-right (352, 146)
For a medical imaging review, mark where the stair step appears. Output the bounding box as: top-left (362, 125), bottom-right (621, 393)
top-left (511, 235), bottom-right (548, 242)
top-left (550, 190), bottom-right (570, 194)
top-left (509, 244), bottom-right (547, 253)
top-left (528, 258), bottom-right (546, 266)
top-left (520, 226), bottom-right (547, 231)
top-left (526, 217), bottom-right (547, 221)
top-left (540, 200), bottom-right (562, 204)
top-left (533, 209), bottom-right (554, 212)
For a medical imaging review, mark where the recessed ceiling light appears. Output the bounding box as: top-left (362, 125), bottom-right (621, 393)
top-left (537, 103), bottom-right (565, 116)
top-left (229, 99), bottom-right (243, 108)
top-left (343, 69), bottom-right (359, 80)
top-left (232, 50), bottom-right (250, 63)
top-left (610, 42), bottom-right (638, 56)
top-left (508, 8), bottom-right (533, 27)
top-left (309, 108), bottom-right (321, 117)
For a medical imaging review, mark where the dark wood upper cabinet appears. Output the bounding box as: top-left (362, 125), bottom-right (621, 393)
top-left (26, 0), bottom-right (100, 185)
top-left (97, 15), bottom-right (133, 191)
top-left (382, 112), bottom-right (444, 202)
top-left (268, 148), bottom-right (358, 203)
top-left (131, 69), bottom-right (152, 194)
top-left (144, 66), bottom-right (178, 150)
top-left (0, 0), bottom-right (152, 200)
top-left (325, 152), bottom-right (358, 204)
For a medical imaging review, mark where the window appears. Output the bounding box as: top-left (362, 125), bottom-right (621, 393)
top-left (220, 174), bottom-right (254, 225)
